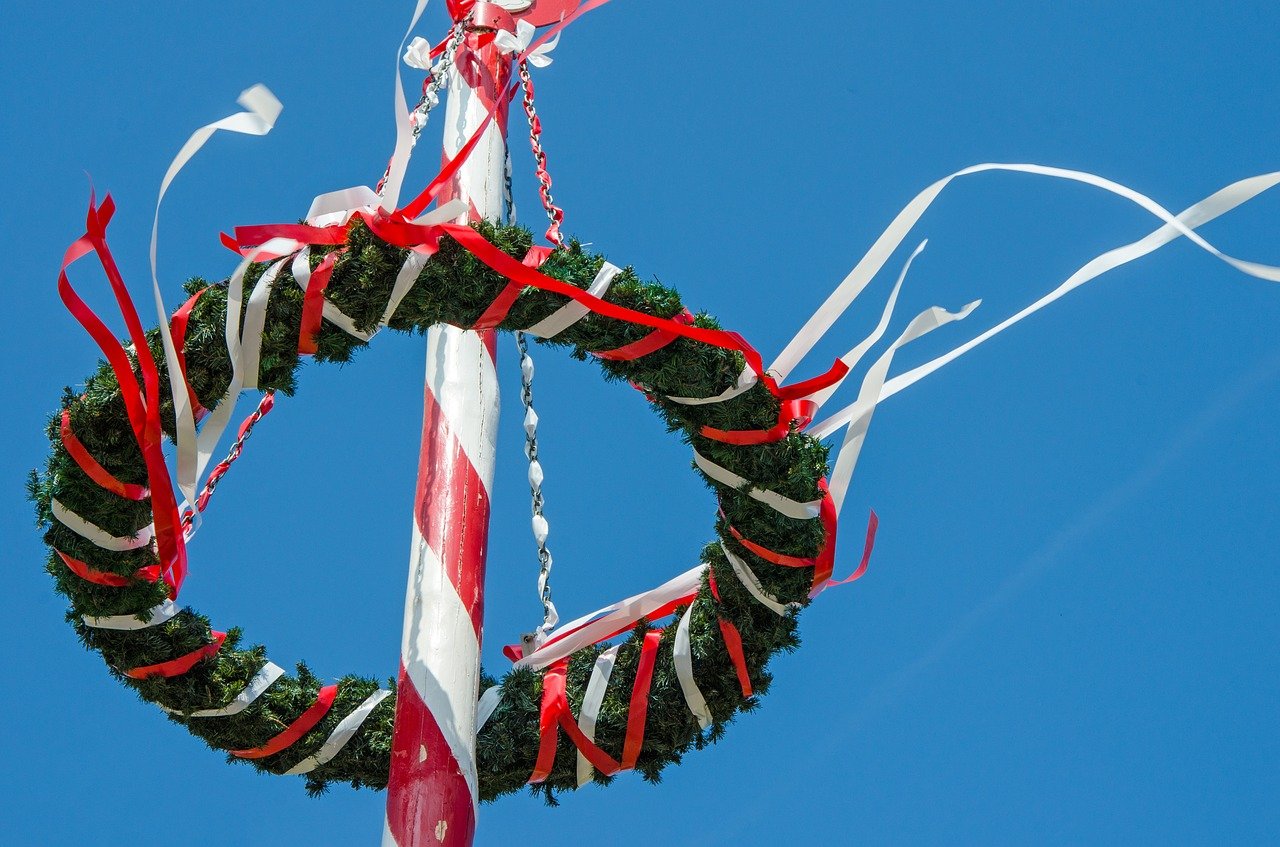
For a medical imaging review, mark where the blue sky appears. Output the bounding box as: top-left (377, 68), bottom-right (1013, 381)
top-left (3, 2), bottom-right (1278, 845)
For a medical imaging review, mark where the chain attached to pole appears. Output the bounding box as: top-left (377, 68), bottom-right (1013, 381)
top-left (515, 331), bottom-right (559, 650)
top-left (518, 59), bottom-right (566, 248)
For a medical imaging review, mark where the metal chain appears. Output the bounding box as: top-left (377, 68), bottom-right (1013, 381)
top-left (375, 21), bottom-right (469, 197)
top-left (180, 391), bottom-right (276, 532)
top-left (516, 331), bottom-right (559, 644)
top-left (518, 59), bottom-right (566, 248)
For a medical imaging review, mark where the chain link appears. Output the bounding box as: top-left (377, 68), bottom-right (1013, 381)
top-left (516, 331), bottom-right (559, 641)
top-left (518, 59), bottom-right (566, 248)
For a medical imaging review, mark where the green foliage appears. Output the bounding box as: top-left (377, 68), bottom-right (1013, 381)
top-left (31, 219), bottom-right (831, 802)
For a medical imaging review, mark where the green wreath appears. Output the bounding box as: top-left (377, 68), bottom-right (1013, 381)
top-left (31, 212), bottom-right (843, 802)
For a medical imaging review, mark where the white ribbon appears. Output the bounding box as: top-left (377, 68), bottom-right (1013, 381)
top-left (721, 544), bottom-right (798, 617)
top-left (402, 36), bottom-right (436, 71)
top-left (147, 85), bottom-right (282, 533)
top-left (771, 164), bottom-right (1280, 386)
top-left (381, 0), bottom-right (433, 211)
top-left (516, 565), bottom-right (707, 670)
top-left (665, 365), bottom-right (758, 406)
top-left (495, 20), bottom-right (560, 68)
top-left (877, 171), bottom-right (1280, 405)
top-left (673, 601), bottom-right (713, 731)
top-left (805, 241), bottom-right (924, 410)
top-left (161, 661), bottom-right (285, 718)
top-left (524, 261), bottom-right (622, 338)
top-left (692, 450), bottom-right (823, 521)
top-left (284, 689), bottom-right (391, 775)
top-left (82, 600), bottom-right (178, 631)
top-left (823, 300), bottom-right (980, 515)
top-left (51, 498), bottom-right (154, 552)
top-left (476, 685), bottom-right (503, 733)
top-left (575, 645), bottom-right (620, 787)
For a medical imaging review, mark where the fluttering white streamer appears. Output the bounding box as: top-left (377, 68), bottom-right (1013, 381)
top-left (476, 685), bottom-right (503, 733)
top-left (673, 601), bottom-right (713, 731)
top-left (284, 689), bottom-right (392, 775)
top-left (772, 164), bottom-right (1280, 386)
top-left (146, 85), bottom-right (282, 532)
top-left (524, 261), bottom-right (622, 338)
top-left (876, 171), bottom-right (1280, 405)
top-left (82, 600), bottom-right (178, 631)
top-left (692, 450), bottom-right (823, 521)
top-left (51, 498), bottom-right (154, 552)
top-left (161, 661), bottom-right (285, 718)
top-left (824, 300), bottom-right (980, 514)
top-left (517, 565), bottom-right (707, 670)
top-left (721, 544), bottom-right (798, 617)
top-left (380, 0), bottom-right (433, 212)
top-left (805, 241), bottom-right (924, 410)
top-left (576, 644), bottom-right (620, 787)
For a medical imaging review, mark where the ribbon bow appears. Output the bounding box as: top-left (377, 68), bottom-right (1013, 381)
top-left (402, 36), bottom-right (436, 70)
top-left (494, 19), bottom-right (560, 67)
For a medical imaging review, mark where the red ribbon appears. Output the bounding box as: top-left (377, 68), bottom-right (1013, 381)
top-left (620, 628), bottom-right (662, 770)
top-left (125, 631), bottom-right (227, 680)
top-left (700, 398), bottom-right (818, 446)
top-left (230, 684), bottom-right (339, 759)
top-left (529, 659), bottom-right (624, 783)
top-left (55, 549), bottom-right (161, 588)
top-left (471, 246), bottom-right (553, 329)
top-left (59, 409), bottom-right (150, 502)
top-left (814, 509), bottom-right (878, 594)
top-left (298, 249), bottom-right (345, 355)
top-left (594, 309), bottom-right (695, 362)
top-left (57, 195), bottom-right (186, 598)
top-left (170, 287), bottom-right (211, 417)
top-left (707, 569), bottom-right (753, 699)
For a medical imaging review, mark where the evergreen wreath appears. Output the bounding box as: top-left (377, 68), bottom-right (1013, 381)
top-left (31, 214), bottom-right (843, 802)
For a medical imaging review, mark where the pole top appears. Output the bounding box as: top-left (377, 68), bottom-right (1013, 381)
top-left (452, 0), bottom-right (582, 29)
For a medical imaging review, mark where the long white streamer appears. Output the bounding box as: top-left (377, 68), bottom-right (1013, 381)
top-left (575, 644), bottom-right (620, 787)
top-left (148, 85), bottom-right (282, 524)
top-left (82, 600), bottom-right (178, 631)
top-left (161, 661), bottom-right (285, 718)
top-left (692, 450), bottom-right (823, 521)
top-left (806, 241), bottom-right (924, 409)
top-left (720, 544), bottom-right (797, 617)
top-left (673, 601), bottom-right (713, 731)
top-left (517, 565), bottom-right (707, 670)
top-left (51, 499), bottom-right (154, 552)
top-left (524, 261), bottom-right (622, 338)
top-left (771, 164), bottom-right (1280, 385)
top-left (877, 171), bottom-right (1280, 405)
top-left (825, 300), bottom-right (980, 514)
top-left (380, 0), bottom-right (433, 211)
top-left (284, 689), bottom-right (392, 775)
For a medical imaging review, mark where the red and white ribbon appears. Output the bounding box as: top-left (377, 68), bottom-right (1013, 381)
top-left (160, 661), bottom-right (285, 718)
top-left (575, 644), bottom-right (620, 786)
top-left (284, 689), bottom-right (392, 775)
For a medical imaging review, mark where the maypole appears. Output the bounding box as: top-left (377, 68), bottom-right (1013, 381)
top-left (384, 5), bottom-right (513, 846)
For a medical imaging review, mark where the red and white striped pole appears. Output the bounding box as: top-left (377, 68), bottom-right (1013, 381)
top-left (384, 11), bottom-right (512, 847)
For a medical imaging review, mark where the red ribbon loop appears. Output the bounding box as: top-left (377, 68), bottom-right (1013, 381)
top-left (699, 398), bottom-right (818, 446)
top-left (56, 549), bottom-right (161, 588)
